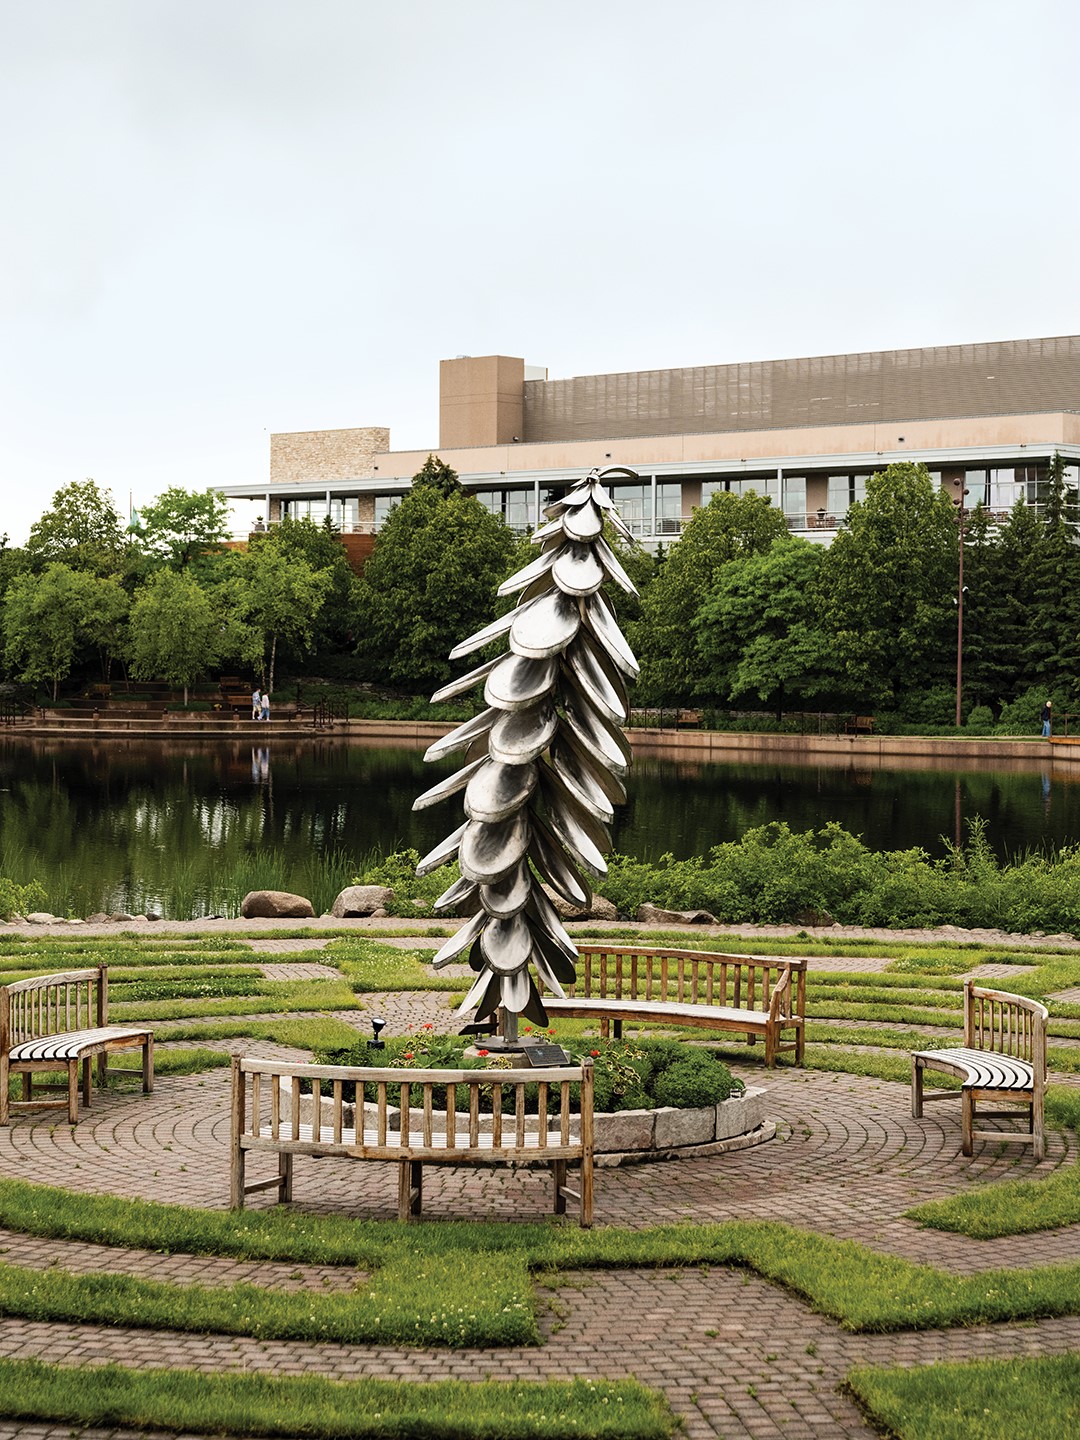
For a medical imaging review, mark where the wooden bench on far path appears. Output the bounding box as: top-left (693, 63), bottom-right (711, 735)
top-left (230, 1055), bottom-right (595, 1226)
top-left (912, 980), bottom-right (1048, 1159)
top-left (0, 967), bottom-right (154, 1125)
top-left (539, 946), bottom-right (806, 1067)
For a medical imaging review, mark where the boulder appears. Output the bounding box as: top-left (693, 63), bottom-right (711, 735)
top-left (85, 913), bottom-right (111, 924)
top-left (240, 890), bottom-right (315, 919)
top-left (25, 912), bottom-right (63, 925)
top-left (636, 903), bottom-right (717, 926)
top-left (792, 908), bottom-right (835, 927)
top-left (541, 885), bottom-right (619, 921)
top-left (330, 885), bottom-right (394, 918)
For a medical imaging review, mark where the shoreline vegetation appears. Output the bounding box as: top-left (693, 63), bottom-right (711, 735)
top-left (7, 814), bottom-right (1080, 934)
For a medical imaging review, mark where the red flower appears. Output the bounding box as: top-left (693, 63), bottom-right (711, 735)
top-left (477, 1049), bottom-right (489, 1057)
top-left (590, 1049), bottom-right (600, 1058)
top-left (423, 1023), bottom-right (434, 1031)
top-left (524, 1026), bottom-right (533, 1034)
top-left (403, 1052), bottom-right (414, 1060)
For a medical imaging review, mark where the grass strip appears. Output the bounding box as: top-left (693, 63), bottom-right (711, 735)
top-left (907, 1163), bottom-right (1080, 1238)
top-left (0, 1255), bottom-right (534, 1347)
top-left (110, 1047), bottom-right (229, 1077)
top-left (0, 1358), bottom-right (674, 1440)
top-left (848, 1353), bottom-right (1080, 1440)
top-left (110, 978), bottom-right (361, 1020)
top-left (3, 1182), bottom-right (1080, 1336)
top-left (154, 1016), bottom-right (364, 1050)
top-left (327, 937), bottom-right (465, 991)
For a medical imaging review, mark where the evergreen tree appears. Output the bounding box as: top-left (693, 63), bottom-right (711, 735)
top-left (1024, 453), bottom-right (1080, 696)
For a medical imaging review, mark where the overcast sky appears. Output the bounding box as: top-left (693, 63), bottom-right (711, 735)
top-left (2, 0), bottom-right (1078, 544)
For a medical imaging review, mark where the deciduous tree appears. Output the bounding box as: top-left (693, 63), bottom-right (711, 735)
top-left (2, 564), bottom-right (129, 699)
top-left (126, 569), bottom-right (220, 704)
top-left (25, 480), bottom-right (128, 577)
top-left (134, 488), bottom-right (232, 571)
top-left (353, 466), bottom-right (516, 692)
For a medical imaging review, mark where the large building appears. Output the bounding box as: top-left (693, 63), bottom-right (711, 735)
top-left (216, 336), bottom-right (1080, 562)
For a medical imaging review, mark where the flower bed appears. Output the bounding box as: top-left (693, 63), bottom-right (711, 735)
top-left (315, 1032), bottom-right (772, 1163)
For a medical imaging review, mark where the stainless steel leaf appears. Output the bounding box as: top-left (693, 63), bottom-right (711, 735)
top-left (458, 810), bottom-right (530, 885)
top-left (433, 873), bottom-right (479, 913)
top-left (496, 546), bottom-right (557, 598)
top-left (480, 860), bottom-right (532, 917)
top-left (488, 701), bottom-right (558, 764)
top-left (484, 653), bottom-right (558, 712)
top-left (547, 738), bottom-right (617, 819)
top-left (456, 966), bottom-right (500, 1017)
top-left (563, 638), bottom-right (627, 725)
top-left (412, 757), bottom-right (486, 811)
top-left (582, 592), bottom-right (639, 677)
top-left (562, 694), bottom-right (630, 775)
top-left (501, 966), bottom-right (532, 1011)
top-left (429, 655), bottom-right (500, 705)
top-left (539, 766), bottom-right (611, 874)
top-left (447, 607), bottom-right (515, 661)
top-left (415, 820), bottom-right (467, 877)
top-left (595, 534), bottom-right (638, 596)
top-left (528, 814), bottom-right (592, 909)
top-left (423, 708), bottom-right (497, 763)
top-left (480, 912), bottom-right (533, 974)
top-left (552, 543), bottom-right (604, 597)
top-left (464, 759), bottom-right (538, 823)
top-left (526, 883), bottom-right (579, 960)
top-left (562, 500), bottom-right (603, 541)
top-left (577, 629), bottom-right (631, 714)
top-left (530, 943), bottom-right (567, 999)
top-left (431, 910), bottom-right (487, 969)
top-left (530, 516), bottom-right (566, 543)
top-left (509, 589), bottom-right (581, 658)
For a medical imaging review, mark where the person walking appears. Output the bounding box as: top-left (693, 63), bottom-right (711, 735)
top-left (1041, 699), bottom-right (1052, 739)
top-left (260, 689), bottom-right (270, 723)
top-left (251, 684), bottom-right (261, 721)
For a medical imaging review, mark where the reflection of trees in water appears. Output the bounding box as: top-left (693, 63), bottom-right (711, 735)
top-left (1, 739), bottom-right (1078, 912)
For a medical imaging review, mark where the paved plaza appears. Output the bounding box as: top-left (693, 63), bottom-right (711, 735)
top-left (0, 921), bottom-right (1076, 1439)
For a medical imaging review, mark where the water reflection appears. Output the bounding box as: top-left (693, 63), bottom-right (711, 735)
top-left (1, 736), bottom-right (1079, 916)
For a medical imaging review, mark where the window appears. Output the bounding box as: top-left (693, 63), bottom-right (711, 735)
top-left (374, 495), bottom-right (399, 530)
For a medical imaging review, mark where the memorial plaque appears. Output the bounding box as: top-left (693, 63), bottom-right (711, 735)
top-left (520, 1042), bottom-right (571, 1067)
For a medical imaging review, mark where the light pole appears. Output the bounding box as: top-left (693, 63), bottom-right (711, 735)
top-left (952, 483), bottom-right (969, 728)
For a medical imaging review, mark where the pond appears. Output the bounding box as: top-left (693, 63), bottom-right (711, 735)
top-left (1, 735), bottom-right (1078, 918)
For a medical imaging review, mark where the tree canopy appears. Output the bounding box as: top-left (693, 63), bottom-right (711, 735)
top-left (353, 464), bottom-right (516, 692)
top-left (134, 488), bottom-right (232, 571)
top-left (25, 481), bottom-right (128, 577)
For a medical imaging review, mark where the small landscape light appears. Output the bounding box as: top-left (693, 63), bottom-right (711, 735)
top-left (368, 1016), bottom-right (387, 1050)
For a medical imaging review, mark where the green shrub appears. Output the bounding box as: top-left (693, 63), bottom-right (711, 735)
top-left (965, 704), bottom-right (995, 734)
top-left (0, 877), bottom-right (47, 920)
top-left (653, 1049), bottom-right (740, 1108)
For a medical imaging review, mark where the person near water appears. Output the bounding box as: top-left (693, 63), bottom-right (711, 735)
top-left (1041, 699), bottom-right (1052, 739)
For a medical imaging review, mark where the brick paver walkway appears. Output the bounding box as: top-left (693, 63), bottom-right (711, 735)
top-left (0, 921), bottom-right (1075, 1439)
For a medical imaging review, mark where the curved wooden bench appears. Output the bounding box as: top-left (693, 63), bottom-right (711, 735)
top-left (230, 1055), bottom-right (595, 1226)
top-left (540, 946), bottom-right (806, 1067)
top-left (0, 968), bottom-right (153, 1125)
top-left (912, 981), bottom-right (1047, 1159)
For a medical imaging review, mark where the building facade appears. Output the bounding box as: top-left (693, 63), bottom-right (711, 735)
top-left (216, 336), bottom-right (1080, 557)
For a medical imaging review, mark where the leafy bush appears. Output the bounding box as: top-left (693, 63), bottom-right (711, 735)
top-left (315, 1033), bottom-right (742, 1114)
top-left (355, 848), bottom-right (456, 917)
top-left (965, 704), bottom-right (995, 734)
top-left (0, 877), bottom-right (47, 920)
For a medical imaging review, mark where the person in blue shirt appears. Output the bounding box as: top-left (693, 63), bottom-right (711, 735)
top-left (1041, 700), bottom-right (1052, 739)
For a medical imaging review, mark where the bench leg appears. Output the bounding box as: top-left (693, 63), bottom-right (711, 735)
top-left (398, 1159), bottom-right (422, 1221)
top-left (278, 1152), bottom-right (293, 1203)
top-left (230, 1144), bottom-right (245, 1209)
top-left (142, 1035), bottom-right (154, 1094)
top-left (68, 1063), bottom-right (79, 1125)
top-left (1032, 1089), bottom-right (1045, 1162)
top-left (961, 1090), bottom-right (974, 1156)
top-left (580, 1153), bottom-right (593, 1230)
top-left (0, 1057), bottom-right (8, 1125)
top-left (911, 1059), bottom-right (924, 1118)
top-left (765, 1028), bottom-right (775, 1068)
top-left (553, 1160), bottom-right (567, 1215)
top-left (599, 1017), bottom-right (610, 1040)
top-left (20, 1073), bottom-right (31, 1102)
top-left (82, 1057), bottom-right (92, 1110)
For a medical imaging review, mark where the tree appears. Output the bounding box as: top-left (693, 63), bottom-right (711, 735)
top-left (816, 464), bottom-right (958, 709)
top-left (630, 490), bottom-right (789, 703)
top-left (234, 545), bottom-right (333, 694)
top-left (694, 539), bottom-right (831, 718)
top-left (1024, 452), bottom-right (1080, 695)
top-left (126, 570), bottom-right (220, 704)
top-left (134, 488), bottom-right (232, 571)
top-left (412, 454), bottom-right (463, 498)
top-left (25, 481), bottom-right (128, 576)
top-left (249, 516), bottom-right (358, 657)
top-left (354, 470), bottom-right (516, 692)
top-left (2, 564), bottom-right (129, 700)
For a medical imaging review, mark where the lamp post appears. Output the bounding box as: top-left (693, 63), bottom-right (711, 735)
top-left (952, 483), bottom-right (969, 728)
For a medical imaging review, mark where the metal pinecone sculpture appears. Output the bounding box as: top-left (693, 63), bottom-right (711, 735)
top-left (412, 467), bottom-right (639, 1034)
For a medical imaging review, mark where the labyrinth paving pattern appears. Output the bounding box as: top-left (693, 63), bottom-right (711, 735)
top-left (0, 921), bottom-right (1076, 1439)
